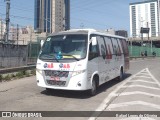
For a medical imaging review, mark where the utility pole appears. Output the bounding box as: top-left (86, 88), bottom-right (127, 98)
top-left (5, 0), bottom-right (10, 43)
top-left (0, 18), bottom-right (2, 40)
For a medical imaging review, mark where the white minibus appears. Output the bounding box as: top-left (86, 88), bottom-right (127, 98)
top-left (36, 29), bottom-right (129, 96)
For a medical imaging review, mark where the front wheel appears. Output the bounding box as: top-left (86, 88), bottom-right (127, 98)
top-left (88, 79), bottom-right (97, 96)
top-left (46, 88), bottom-right (53, 92)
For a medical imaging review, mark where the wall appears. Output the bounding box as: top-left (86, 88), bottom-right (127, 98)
top-left (0, 43), bottom-right (28, 68)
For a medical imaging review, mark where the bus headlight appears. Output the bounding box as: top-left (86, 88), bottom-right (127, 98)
top-left (72, 70), bottom-right (86, 77)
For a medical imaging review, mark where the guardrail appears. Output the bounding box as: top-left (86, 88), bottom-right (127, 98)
top-left (0, 65), bottom-right (36, 74)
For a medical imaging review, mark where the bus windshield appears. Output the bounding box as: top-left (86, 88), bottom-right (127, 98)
top-left (39, 34), bottom-right (88, 61)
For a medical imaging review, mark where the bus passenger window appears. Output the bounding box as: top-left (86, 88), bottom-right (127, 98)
top-left (89, 42), bottom-right (99, 60)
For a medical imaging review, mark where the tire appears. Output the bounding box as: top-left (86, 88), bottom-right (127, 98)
top-left (117, 68), bottom-right (123, 81)
top-left (46, 88), bottom-right (53, 92)
top-left (88, 78), bottom-right (97, 96)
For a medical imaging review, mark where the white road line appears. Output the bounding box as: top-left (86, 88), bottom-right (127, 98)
top-left (146, 68), bottom-right (160, 88)
top-left (138, 73), bottom-right (151, 76)
top-left (88, 69), bottom-right (147, 120)
top-left (134, 76), bottom-right (152, 79)
top-left (107, 101), bottom-right (160, 110)
top-left (115, 91), bottom-right (160, 98)
top-left (121, 85), bottom-right (160, 91)
top-left (129, 80), bottom-right (157, 85)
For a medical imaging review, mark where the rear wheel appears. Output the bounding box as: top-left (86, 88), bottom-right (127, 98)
top-left (117, 68), bottom-right (124, 81)
top-left (88, 78), bottom-right (97, 96)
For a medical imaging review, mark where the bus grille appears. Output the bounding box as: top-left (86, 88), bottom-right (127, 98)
top-left (44, 70), bottom-right (69, 78)
top-left (46, 80), bottom-right (66, 86)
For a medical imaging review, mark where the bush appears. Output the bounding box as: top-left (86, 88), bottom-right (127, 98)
top-left (31, 69), bottom-right (36, 75)
top-left (16, 71), bottom-right (24, 78)
top-left (3, 75), bottom-right (11, 81)
top-left (0, 69), bottom-right (36, 82)
top-left (25, 71), bottom-right (30, 77)
top-left (0, 75), bottom-right (3, 82)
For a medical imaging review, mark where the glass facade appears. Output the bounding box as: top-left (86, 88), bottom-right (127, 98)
top-left (130, 0), bottom-right (159, 37)
top-left (34, 0), bottom-right (40, 32)
top-left (64, 0), bottom-right (70, 30)
top-left (132, 6), bottom-right (136, 37)
top-left (150, 3), bottom-right (156, 36)
top-left (34, 0), bottom-right (70, 33)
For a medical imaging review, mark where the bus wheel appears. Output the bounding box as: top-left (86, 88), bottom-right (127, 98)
top-left (89, 78), bottom-right (97, 96)
top-left (46, 88), bottom-right (53, 92)
top-left (118, 68), bottom-right (123, 81)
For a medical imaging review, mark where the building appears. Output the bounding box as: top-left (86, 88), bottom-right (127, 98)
top-left (0, 18), bottom-right (5, 40)
top-left (115, 30), bottom-right (128, 37)
top-left (105, 28), bottom-right (115, 35)
top-left (34, 0), bottom-right (70, 33)
top-left (130, 0), bottom-right (160, 38)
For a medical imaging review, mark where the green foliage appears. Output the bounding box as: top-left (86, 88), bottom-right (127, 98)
top-left (0, 75), bottom-right (3, 82)
top-left (10, 74), bottom-right (16, 78)
top-left (3, 75), bottom-right (11, 81)
top-left (31, 69), bottom-right (36, 75)
top-left (16, 71), bottom-right (24, 78)
top-left (0, 69), bottom-right (36, 82)
top-left (25, 71), bottom-right (30, 77)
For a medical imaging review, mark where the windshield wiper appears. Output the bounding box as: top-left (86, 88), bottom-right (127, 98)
top-left (61, 54), bottom-right (80, 61)
top-left (39, 54), bottom-right (59, 62)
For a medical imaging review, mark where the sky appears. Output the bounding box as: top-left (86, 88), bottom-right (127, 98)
top-left (0, 0), bottom-right (142, 33)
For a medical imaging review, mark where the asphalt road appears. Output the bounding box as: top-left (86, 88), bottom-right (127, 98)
top-left (0, 58), bottom-right (160, 120)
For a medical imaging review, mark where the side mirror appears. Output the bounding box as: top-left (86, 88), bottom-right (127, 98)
top-left (40, 40), bottom-right (45, 47)
top-left (91, 37), bottom-right (97, 46)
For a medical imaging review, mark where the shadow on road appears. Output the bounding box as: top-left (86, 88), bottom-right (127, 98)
top-left (41, 73), bottom-right (132, 99)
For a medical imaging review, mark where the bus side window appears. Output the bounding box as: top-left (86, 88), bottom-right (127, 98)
top-left (89, 42), bottom-right (99, 60)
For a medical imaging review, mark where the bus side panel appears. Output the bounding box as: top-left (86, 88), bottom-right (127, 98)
top-left (117, 38), bottom-right (125, 69)
top-left (120, 39), bottom-right (130, 72)
top-left (111, 37), bottom-right (123, 77)
top-left (104, 36), bottom-right (115, 81)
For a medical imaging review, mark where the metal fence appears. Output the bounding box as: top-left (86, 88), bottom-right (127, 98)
top-left (129, 46), bottom-right (160, 57)
top-left (27, 43), bottom-right (160, 62)
top-left (27, 42), bottom-right (41, 65)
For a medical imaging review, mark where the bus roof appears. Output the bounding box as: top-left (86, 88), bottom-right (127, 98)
top-left (48, 29), bottom-right (127, 39)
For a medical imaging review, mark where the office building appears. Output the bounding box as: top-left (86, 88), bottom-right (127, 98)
top-left (130, 0), bottom-right (160, 37)
top-left (34, 0), bottom-right (70, 33)
top-left (115, 30), bottom-right (128, 37)
top-left (0, 18), bottom-right (5, 40)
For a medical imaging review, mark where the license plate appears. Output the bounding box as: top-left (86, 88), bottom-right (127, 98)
top-left (50, 77), bottom-right (60, 81)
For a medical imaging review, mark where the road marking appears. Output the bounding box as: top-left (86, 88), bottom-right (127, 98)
top-left (88, 69), bottom-right (147, 120)
top-left (129, 80), bottom-right (157, 85)
top-left (122, 85), bottom-right (160, 91)
top-left (138, 72), bottom-right (151, 76)
top-left (89, 68), bottom-right (160, 120)
top-left (107, 101), bottom-right (160, 110)
top-left (115, 91), bottom-right (160, 98)
top-left (134, 76), bottom-right (152, 79)
top-left (146, 68), bottom-right (160, 88)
